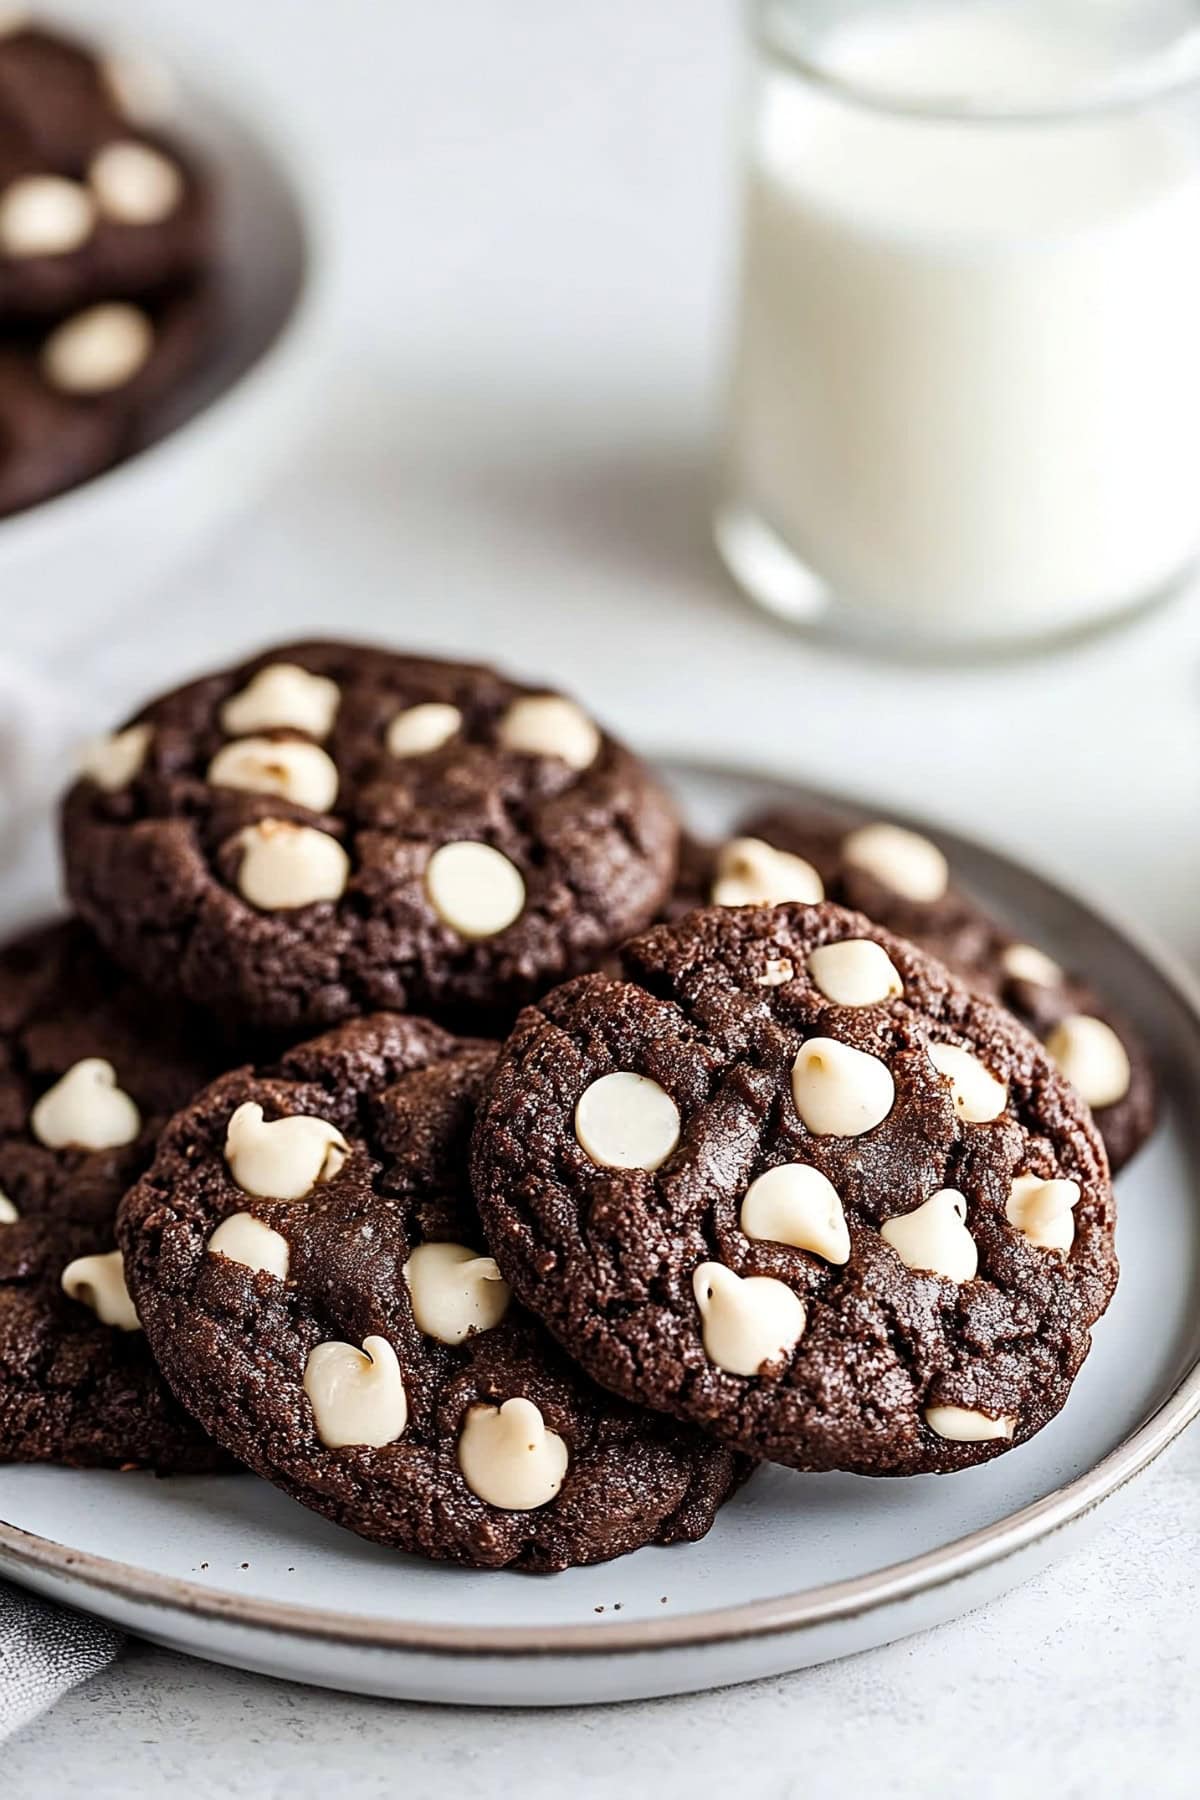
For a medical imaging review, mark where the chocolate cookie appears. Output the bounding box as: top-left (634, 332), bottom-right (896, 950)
top-left (0, 284), bottom-right (217, 516)
top-left (0, 21), bottom-right (172, 166)
top-left (736, 806), bottom-right (1156, 1172)
top-left (118, 1014), bottom-right (746, 1570)
top-left (471, 903), bottom-right (1118, 1477)
top-left (684, 818), bottom-right (992, 970)
top-left (62, 643), bottom-right (681, 1035)
top-left (0, 23), bottom-right (214, 321)
top-left (0, 1213), bottom-right (222, 1471)
top-left (0, 919), bottom-right (226, 1469)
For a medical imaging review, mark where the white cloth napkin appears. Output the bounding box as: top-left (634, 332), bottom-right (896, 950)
top-left (0, 1586), bottom-right (123, 1738)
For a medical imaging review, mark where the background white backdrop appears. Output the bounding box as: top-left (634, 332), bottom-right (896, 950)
top-left (6, 2), bottom-right (1199, 1792)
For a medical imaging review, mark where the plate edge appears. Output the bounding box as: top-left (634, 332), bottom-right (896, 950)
top-left (2, 755), bottom-right (1199, 1661)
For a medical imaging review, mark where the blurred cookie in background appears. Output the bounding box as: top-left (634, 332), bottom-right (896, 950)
top-left (0, 18), bottom-right (215, 320)
top-left (0, 283), bottom-right (218, 515)
top-left (0, 15), bottom-right (219, 515)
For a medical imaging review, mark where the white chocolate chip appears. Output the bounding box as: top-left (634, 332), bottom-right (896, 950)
top-left (881, 1189), bottom-right (978, 1282)
top-left (925, 1405), bottom-right (1015, 1444)
top-left (425, 841), bottom-right (525, 939)
top-left (206, 1212), bottom-right (290, 1281)
top-left (209, 737), bottom-right (339, 813)
top-left (235, 820), bottom-right (349, 911)
top-left (403, 1241), bottom-right (511, 1345)
top-left (220, 663), bottom-right (340, 740)
top-left (755, 957), bottom-right (794, 988)
top-left (498, 695), bottom-right (600, 771)
top-left (1006, 1173), bottom-right (1080, 1254)
top-left (0, 174), bottom-right (95, 257)
top-left (574, 1071), bottom-right (680, 1171)
top-left (928, 1043), bottom-right (1007, 1124)
top-left (456, 1397), bottom-right (569, 1510)
top-left (304, 1335), bottom-right (408, 1450)
top-left (224, 1101), bottom-right (347, 1202)
top-left (40, 302), bottom-right (153, 394)
top-left (61, 1250), bottom-right (139, 1331)
top-left (692, 1262), bottom-right (806, 1377)
top-left (711, 837), bottom-right (824, 908)
top-left (791, 1037), bottom-right (894, 1137)
top-left (1045, 1014), bottom-right (1131, 1110)
top-left (1001, 942), bottom-right (1064, 988)
top-left (386, 702), bottom-right (462, 758)
top-left (843, 822), bottom-right (949, 904)
top-left (78, 722), bottom-right (151, 792)
top-left (101, 51), bottom-right (177, 126)
top-left (89, 140), bottom-right (183, 224)
top-left (0, 1190), bottom-right (18, 1223)
top-left (30, 1059), bottom-right (140, 1151)
top-left (808, 939), bottom-right (903, 1007)
top-left (740, 1164), bottom-right (850, 1265)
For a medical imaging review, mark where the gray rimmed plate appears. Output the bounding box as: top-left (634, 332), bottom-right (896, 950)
top-left (1, 760), bottom-right (1197, 1706)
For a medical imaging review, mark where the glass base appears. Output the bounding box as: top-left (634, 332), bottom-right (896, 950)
top-left (713, 498), bottom-right (1191, 663)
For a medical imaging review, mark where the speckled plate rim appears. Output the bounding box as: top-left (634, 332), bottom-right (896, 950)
top-left (1, 758), bottom-right (1198, 1663)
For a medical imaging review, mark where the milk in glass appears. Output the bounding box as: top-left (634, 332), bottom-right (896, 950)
top-left (721, 1), bottom-right (1200, 642)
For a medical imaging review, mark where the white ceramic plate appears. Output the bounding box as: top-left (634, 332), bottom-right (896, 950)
top-left (0, 5), bottom-right (327, 618)
top-left (1, 761), bottom-right (1198, 1707)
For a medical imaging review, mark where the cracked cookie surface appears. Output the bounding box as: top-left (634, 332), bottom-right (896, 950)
top-left (63, 641), bottom-right (681, 1035)
top-left (118, 1013), bottom-right (747, 1570)
top-left (471, 903), bottom-right (1118, 1476)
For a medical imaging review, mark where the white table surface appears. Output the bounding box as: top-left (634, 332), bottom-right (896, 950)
top-left (6, 0), bottom-right (1200, 1790)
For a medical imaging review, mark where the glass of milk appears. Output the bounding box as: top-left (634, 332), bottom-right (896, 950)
top-left (717, 0), bottom-right (1200, 649)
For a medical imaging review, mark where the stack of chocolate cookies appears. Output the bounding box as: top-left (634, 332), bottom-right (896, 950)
top-left (0, 17), bottom-right (218, 516)
top-left (0, 640), bottom-right (1155, 1571)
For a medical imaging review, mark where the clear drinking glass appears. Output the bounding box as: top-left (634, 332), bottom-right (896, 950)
top-left (716, 0), bottom-right (1200, 651)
